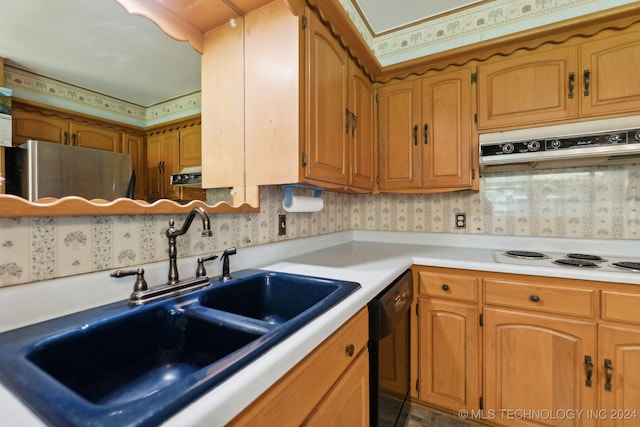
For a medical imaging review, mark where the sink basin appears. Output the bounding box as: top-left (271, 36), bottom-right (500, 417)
top-left (27, 307), bottom-right (262, 406)
top-left (200, 271), bottom-right (344, 325)
top-left (0, 269), bottom-right (360, 427)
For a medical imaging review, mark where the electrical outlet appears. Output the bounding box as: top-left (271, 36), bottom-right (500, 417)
top-left (278, 214), bottom-right (287, 235)
top-left (455, 213), bottom-right (466, 229)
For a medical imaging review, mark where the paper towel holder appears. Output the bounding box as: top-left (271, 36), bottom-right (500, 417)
top-left (283, 184), bottom-right (324, 209)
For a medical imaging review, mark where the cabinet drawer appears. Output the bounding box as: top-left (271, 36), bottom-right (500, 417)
top-left (602, 290), bottom-right (640, 325)
top-left (419, 271), bottom-right (477, 302)
top-left (229, 308), bottom-right (368, 426)
top-left (484, 279), bottom-right (595, 318)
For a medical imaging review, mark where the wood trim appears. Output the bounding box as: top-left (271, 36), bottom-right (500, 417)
top-left (145, 115), bottom-right (201, 135)
top-left (0, 195), bottom-right (259, 217)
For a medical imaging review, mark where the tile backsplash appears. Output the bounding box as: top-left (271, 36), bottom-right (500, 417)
top-left (1, 165), bottom-right (639, 287)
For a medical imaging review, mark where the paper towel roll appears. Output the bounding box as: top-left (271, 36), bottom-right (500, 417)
top-left (283, 195), bottom-right (324, 212)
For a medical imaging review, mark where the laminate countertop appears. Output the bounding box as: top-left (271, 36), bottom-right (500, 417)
top-left (2, 231), bottom-right (639, 426)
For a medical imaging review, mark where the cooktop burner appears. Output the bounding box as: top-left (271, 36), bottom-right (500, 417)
top-left (612, 262), bottom-right (640, 272)
top-left (566, 253), bottom-right (607, 262)
top-left (495, 250), bottom-right (640, 274)
top-left (554, 258), bottom-right (600, 268)
top-left (504, 250), bottom-right (549, 259)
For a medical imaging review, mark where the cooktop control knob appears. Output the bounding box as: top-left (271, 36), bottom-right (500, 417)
top-left (501, 143), bottom-right (515, 154)
top-left (609, 134), bottom-right (621, 143)
top-left (527, 140), bottom-right (541, 152)
top-left (634, 131), bottom-right (640, 142)
top-left (550, 139), bottom-right (562, 149)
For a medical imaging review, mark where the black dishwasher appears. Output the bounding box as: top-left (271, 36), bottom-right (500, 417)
top-left (368, 269), bottom-right (413, 427)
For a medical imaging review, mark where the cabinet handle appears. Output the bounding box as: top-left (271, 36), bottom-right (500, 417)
top-left (345, 344), bottom-right (355, 357)
top-left (423, 123), bottom-right (429, 144)
top-left (351, 114), bottom-right (358, 137)
top-left (413, 124), bottom-right (419, 145)
top-left (529, 294), bottom-right (540, 302)
top-left (441, 284), bottom-right (450, 291)
top-left (584, 355), bottom-right (593, 387)
top-left (604, 359), bottom-right (613, 391)
top-left (157, 161), bottom-right (163, 172)
top-left (64, 131), bottom-right (69, 145)
top-left (345, 109), bottom-right (352, 134)
top-left (72, 134), bottom-right (77, 146)
top-left (583, 70), bottom-right (591, 96)
top-left (568, 72), bottom-right (575, 99)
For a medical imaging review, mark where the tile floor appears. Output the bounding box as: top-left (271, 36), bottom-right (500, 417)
top-left (408, 404), bottom-right (480, 427)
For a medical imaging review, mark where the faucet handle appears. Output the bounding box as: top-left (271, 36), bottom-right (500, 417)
top-left (196, 254), bottom-right (219, 277)
top-left (111, 268), bottom-right (148, 292)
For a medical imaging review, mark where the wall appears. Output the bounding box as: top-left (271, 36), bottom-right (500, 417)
top-left (1, 164), bottom-right (639, 287)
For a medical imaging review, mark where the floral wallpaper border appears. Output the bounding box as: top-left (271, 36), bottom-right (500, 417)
top-left (3, 66), bottom-right (201, 127)
top-left (340, 0), bottom-right (638, 65)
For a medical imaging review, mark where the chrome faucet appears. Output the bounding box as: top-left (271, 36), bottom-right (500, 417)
top-left (166, 207), bottom-right (213, 285)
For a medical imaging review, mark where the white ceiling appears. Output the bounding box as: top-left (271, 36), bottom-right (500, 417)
top-left (0, 0), bottom-right (201, 107)
top-left (0, 0), bottom-right (487, 108)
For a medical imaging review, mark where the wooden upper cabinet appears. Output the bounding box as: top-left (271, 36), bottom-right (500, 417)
top-left (70, 122), bottom-right (120, 151)
top-left (378, 67), bottom-right (473, 192)
top-left (421, 68), bottom-right (472, 189)
top-left (377, 80), bottom-right (421, 191)
top-left (12, 109), bottom-right (69, 145)
top-left (11, 105), bottom-right (122, 152)
top-left (348, 60), bottom-right (376, 191)
top-left (304, 11), bottom-right (350, 187)
top-left (477, 44), bottom-right (579, 130)
top-left (122, 133), bottom-right (147, 201)
top-left (179, 124), bottom-right (202, 168)
top-left (580, 26), bottom-right (640, 117)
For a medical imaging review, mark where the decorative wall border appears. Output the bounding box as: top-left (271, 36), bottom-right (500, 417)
top-left (3, 66), bottom-right (201, 127)
top-left (341, 0), bottom-right (638, 66)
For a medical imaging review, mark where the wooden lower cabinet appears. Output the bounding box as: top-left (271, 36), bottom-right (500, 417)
top-left (484, 307), bottom-right (597, 427)
top-left (415, 268), bottom-right (481, 412)
top-left (418, 297), bottom-right (479, 412)
top-left (228, 308), bottom-right (369, 427)
top-left (413, 266), bottom-right (640, 427)
top-left (304, 351), bottom-right (369, 426)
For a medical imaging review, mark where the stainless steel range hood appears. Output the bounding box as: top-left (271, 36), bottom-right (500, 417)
top-left (479, 115), bottom-right (640, 173)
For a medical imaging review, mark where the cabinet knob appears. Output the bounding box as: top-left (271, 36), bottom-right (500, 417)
top-left (529, 294), bottom-right (540, 302)
top-left (441, 284), bottom-right (450, 291)
top-left (345, 344), bottom-right (355, 357)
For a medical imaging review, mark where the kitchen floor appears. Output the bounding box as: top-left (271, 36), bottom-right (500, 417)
top-left (408, 404), bottom-right (483, 427)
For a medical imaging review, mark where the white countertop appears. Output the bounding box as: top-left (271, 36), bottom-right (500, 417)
top-left (2, 231), bottom-right (639, 426)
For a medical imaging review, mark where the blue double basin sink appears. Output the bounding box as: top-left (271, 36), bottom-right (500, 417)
top-left (0, 269), bottom-right (360, 426)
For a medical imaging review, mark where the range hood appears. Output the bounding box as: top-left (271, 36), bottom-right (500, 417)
top-left (479, 115), bottom-right (640, 173)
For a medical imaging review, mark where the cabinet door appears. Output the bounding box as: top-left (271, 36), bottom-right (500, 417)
top-left (305, 13), bottom-right (349, 186)
top-left (163, 132), bottom-right (180, 199)
top-left (122, 133), bottom-right (146, 200)
top-left (11, 109), bottom-right (69, 145)
top-left (484, 308), bottom-right (597, 427)
top-left (377, 80), bottom-right (421, 191)
top-left (146, 134), bottom-right (164, 201)
top-left (418, 298), bottom-right (479, 412)
top-left (179, 125), bottom-right (201, 168)
top-left (598, 325), bottom-right (640, 427)
top-left (304, 351), bottom-right (369, 427)
top-left (348, 61), bottom-right (376, 191)
top-left (580, 28), bottom-right (640, 117)
top-left (71, 122), bottom-right (120, 151)
top-left (421, 68), bottom-right (472, 189)
top-left (477, 44), bottom-right (578, 130)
